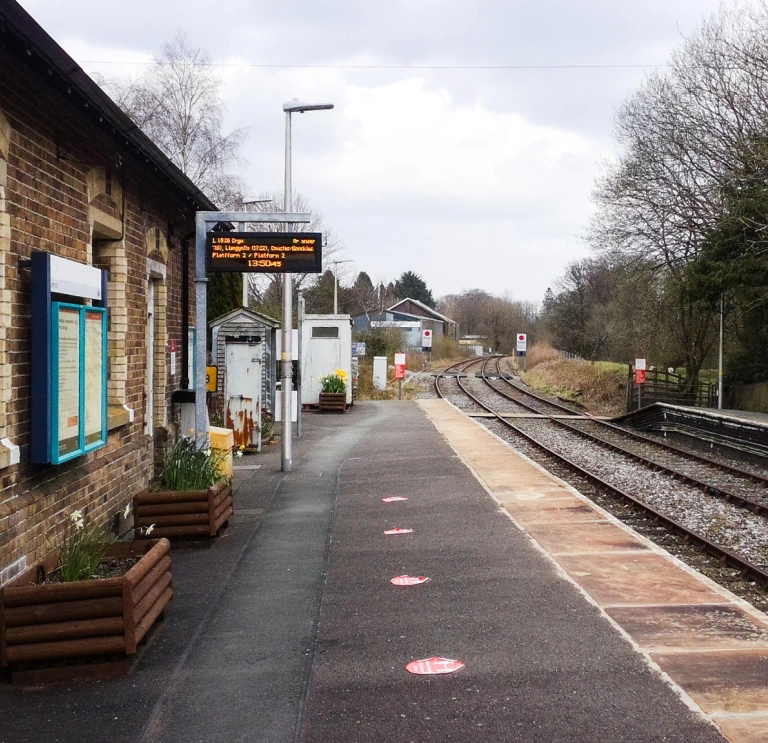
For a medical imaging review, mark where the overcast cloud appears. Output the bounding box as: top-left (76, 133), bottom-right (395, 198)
top-left (19, 0), bottom-right (724, 304)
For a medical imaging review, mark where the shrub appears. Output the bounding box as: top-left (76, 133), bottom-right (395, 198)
top-left (161, 437), bottom-right (228, 491)
top-left (58, 510), bottom-right (109, 582)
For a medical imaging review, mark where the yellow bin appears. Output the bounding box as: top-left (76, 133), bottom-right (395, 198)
top-left (208, 426), bottom-right (234, 480)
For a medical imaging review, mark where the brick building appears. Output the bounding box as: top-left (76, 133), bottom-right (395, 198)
top-left (0, 2), bottom-right (216, 584)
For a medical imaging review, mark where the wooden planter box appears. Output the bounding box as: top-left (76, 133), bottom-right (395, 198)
top-left (133, 479), bottom-right (232, 540)
top-left (319, 392), bottom-right (347, 412)
top-left (0, 539), bottom-right (172, 683)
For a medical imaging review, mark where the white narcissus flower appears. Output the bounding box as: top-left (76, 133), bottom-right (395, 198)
top-left (123, 504), bottom-right (132, 519)
top-left (235, 450), bottom-right (243, 457)
top-left (144, 524), bottom-right (155, 536)
top-left (75, 519), bottom-right (85, 530)
top-left (70, 510), bottom-right (83, 522)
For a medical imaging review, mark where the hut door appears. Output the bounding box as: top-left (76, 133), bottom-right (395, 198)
top-left (225, 340), bottom-right (262, 450)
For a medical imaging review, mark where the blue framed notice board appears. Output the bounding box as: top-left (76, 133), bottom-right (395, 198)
top-left (51, 303), bottom-right (108, 463)
top-left (30, 252), bottom-right (108, 465)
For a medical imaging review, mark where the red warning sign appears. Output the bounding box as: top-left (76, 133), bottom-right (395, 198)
top-left (384, 527), bottom-right (413, 535)
top-left (382, 496), bottom-right (408, 502)
top-left (406, 657), bottom-right (464, 675)
top-left (390, 575), bottom-right (430, 586)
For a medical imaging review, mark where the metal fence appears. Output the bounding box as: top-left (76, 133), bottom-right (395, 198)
top-left (627, 367), bottom-right (717, 411)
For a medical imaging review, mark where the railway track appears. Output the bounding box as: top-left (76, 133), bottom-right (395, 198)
top-left (482, 356), bottom-right (768, 514)
top-left (434, 355), bottom-right (768, 600)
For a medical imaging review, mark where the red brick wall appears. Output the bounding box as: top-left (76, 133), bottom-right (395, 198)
top-left (0, 48), bottom-right (198, 584)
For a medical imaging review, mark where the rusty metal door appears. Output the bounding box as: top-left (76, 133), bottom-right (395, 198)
top-left (225, 340), bottom-right (262, 450)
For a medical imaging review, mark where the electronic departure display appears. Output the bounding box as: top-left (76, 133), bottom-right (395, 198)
top-left (206, 232), bottom-right (322, 273)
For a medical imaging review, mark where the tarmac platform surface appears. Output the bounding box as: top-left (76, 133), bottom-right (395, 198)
top-left (3, 399), bottom-right (763, 742)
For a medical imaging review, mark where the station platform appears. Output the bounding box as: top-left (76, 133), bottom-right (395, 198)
top-left (617, 402), bottom-right (768, 457)
top-left (2, 400), bottom-right (768, 742)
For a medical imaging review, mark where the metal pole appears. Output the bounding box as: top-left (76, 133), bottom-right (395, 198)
top-left (281, 110), bottom-right (293, 472)
top-left (297, 290), bottom-right (303, 438)
top-left (240, 218), bottom-right (248, 308)
top-left (718, 291), bottom-right (724, 410)
top-left (194, 212), bottom-right (208, 449)
top-left (334, 263), bottom-right (338, 315)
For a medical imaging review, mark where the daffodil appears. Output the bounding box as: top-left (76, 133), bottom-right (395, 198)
top-left (123, 504), bottom-right (132, 519)
top-left (144, 524), bottom-right (156, 536)
top-left (70, 509), bottom-right (83, 522)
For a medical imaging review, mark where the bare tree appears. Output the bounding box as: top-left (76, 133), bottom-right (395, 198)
top-left (98, 33), bottom-right (248, 204)
top-left (242, 191), bottom-right (345, 319)
top-left (587, 2), bottom-right (768, 382)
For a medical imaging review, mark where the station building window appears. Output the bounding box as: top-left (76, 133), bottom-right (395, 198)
top-left (88, 166), bottom-right (131, 430)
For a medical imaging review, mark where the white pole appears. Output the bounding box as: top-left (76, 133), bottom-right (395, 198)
top-left (281, 110), bottom-right (293, 472)
top-left (334, 264), bottom-right (338, 315)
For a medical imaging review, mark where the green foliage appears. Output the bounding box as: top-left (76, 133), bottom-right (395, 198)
top-left (260, 410), bottom-right (274, 439)
top-left (207, 272), bottom-right (243, 321)
top-left (358, 328), bottom-right (404, 359)
top-left (394, 271), bottom-right (435, 308)
top-left (58, 512), bottom-right (109, 583)
top-left (320, 369), bottom-right (347, 393)
top-left (161, 437), bottom-right (228, 490)
top-left (684, 172), bottom-right (768, 384)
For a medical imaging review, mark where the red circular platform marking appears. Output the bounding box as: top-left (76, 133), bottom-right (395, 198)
top-left (406, 657), bottom-right (464, 675)
top-left (382, 496), bottom-right (408, 502)
top-left (390, 575), bottom-right (430, 586)
top-left (384, 527), bottom-right (413, 535)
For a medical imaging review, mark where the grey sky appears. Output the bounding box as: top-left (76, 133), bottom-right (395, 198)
top-left (20, 0), bottom-right (724, 304)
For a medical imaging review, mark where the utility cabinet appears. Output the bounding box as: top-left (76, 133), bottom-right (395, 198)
top-left (301, 314), bottom-right (353, 408)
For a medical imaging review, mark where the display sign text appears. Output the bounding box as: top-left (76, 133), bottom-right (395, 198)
top-left (207, 232), bottom-right (322, 273)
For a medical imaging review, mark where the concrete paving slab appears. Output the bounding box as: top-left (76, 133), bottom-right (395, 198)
top-left (606, 605), bottom-right (768, 652)
top-left (524, 520), bottom-right (651, 554)
top-left (713, 714), bottom-right (768, 742)
top-left (552, 552), bottom-right (727, 606)
top-left (652, 649), bottom-right (768, 714)
top-left (502, 496), bottom-right (605, 525)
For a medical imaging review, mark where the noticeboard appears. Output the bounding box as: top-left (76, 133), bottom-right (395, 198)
top-left (207, 232), bottom-right (322, 273)
top-left (51, 303), bottom-right (107, 463)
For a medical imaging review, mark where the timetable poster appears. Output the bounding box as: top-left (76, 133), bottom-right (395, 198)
top-left (57, 307), bottom-right (81, 457)
top-left (84, 310), bottom-right (105, 446)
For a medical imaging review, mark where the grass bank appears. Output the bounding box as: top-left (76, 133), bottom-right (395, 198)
top-left (513, 345), bottom-right (628, 416)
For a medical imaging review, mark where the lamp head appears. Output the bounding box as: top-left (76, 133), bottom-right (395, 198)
top-left (283, 100), bottom-right (334, 113)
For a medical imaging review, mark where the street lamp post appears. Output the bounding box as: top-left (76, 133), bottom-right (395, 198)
top-left (281, 100), bottom-right (334, 472)
top-left (332, 259), bottom-right (353, 314)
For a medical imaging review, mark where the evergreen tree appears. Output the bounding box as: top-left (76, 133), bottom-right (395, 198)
top-left (207, 273), bottom-right (243, 324)
top-left (394, 271), bottom-right (435, 308)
